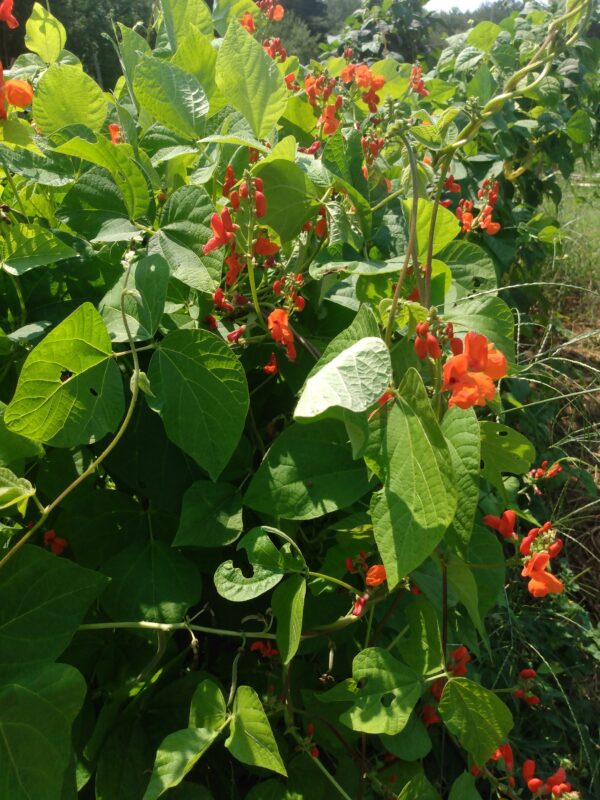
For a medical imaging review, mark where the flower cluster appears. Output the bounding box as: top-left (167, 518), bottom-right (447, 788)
top-left (513, 667), bottom-right (541, 706)
top-left (340, 63), bottom-right (386, 112)
top-left (256, 0), bottom-right (284, 21)
top-left (304, 74), bottom-right (343, 135)
top-left (527, 460), bottom-right (563, 494)
top-left (263, 37), bottom-right (287, 61)
top-left (250, 640), bottom-right (279, 658)
top-left (273, 271), bottom-right (305, 311)
top-left (268, 309), bottom-right (296, 361)
top-left (523, 761), bottom-right (579, 798)
top-left (490, 742), bottom-right (516, 787)
top-left (455, 179), bottom-right (501, 235)
top-left (409, 63), bottom-right (429, 97)
top-left (43, 529), bottom-right (68, 556)
top-left (442, 331), bottom-right (507, 409)
top-left (520, 522), bottom-right (564, 598)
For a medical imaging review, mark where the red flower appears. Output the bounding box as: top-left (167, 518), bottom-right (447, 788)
top-left (263, 352), bottom-right (278, 375)
top-left (108, 123), bottom-right (122, 144)
top-left (444, 175), bottom-right (461, 194)
top-left (203, 208), bottom-right (238, 255)
top-left (240, 12), bottom-right (256, 33)
top-left (519, 668), bottom-right (537, 680)
top-left (521, 552), bottom-right (564, 598)
top-left (483, 509), bottom-right (517, 541)
top-left (5, 78), bottom-right (32, 107)
top-left (43, 530), bottom-right (68, 555)
top-left (250, 640), bottom-right (279, 658)
top-left (225, 249), bottom-right (244, 286)
top-left (0, 0), bottom-right (18, 29)
top-left (442, 331), bottom-right (507, 409)
top-left (351, 595), bottom-right (367, 616)
top-left (421, 704), bottom-right (441, 726)
top-left (448, 645), bottom-right (471, 676)
top-left (365, 564), bottom-right (386, 587)
top-left (254, 236), bottom-right (279, 256)
top-left (268, 309), bottom-right (296, 361)
top-left (319, 100), bottom-right (342, 136)
top-left (227, 325), bottom-right (246, 344)
top-left (255, 191), bottom-right (267, 218)
top-left (222, 164), bottom-right (236, 196)
top-left (409, 64), bottom-right (429, 96)
top-left (204, 314), bottom-right (217, 331)
top-left (414, 322), bottom-right (442, 360)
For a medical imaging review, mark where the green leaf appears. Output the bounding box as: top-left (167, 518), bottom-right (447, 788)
top-left (4, 303), bottom-right (125, 448)
top-left (0, 663), bottom-right (86, 800)
top-left (55, 136), bottom-right (152, 220)
top-left (253, 158), bottom-right (318, 242)
top-left (272, 575), bottom-right (306, 665)
top-left (25, 2), bottom-right (66, 63)
top-left (402, 597), bottom-right (444, 677)
top-left (407, 198), bottom-right (460, 262)
top-left (118, 23), bottom-right (151, 102)
top-left (446, 558), bottom-right (486, 640)
top-left (466, 21), bottom-right (501, 53)
top-left (0, 467), bottom-right (35, 515)
top-left (295, 337), bottom-right (392, 420)
top-left (0, 143), bottom-right (74, 187)
top-left (480, 421), bottom-right (535, 491)
top-left (134, 55), bottom-right (209, 140)
top-left (442, 407), bottom-right (481, 554)
top-left (2, 223), bottom-right (77, 276)
top-left (437, 241), bottom-right (497, 304)
top-left (173, 480), bottom-right (243, 548)
top-left (215, 22), bottom-right (287, 139)
top-left (339, 648), bottom-right (421, 735)
top-left (306, 305), bottom-right (381, 379)
top-left (172, 27), bottom-right (226, 116)
top-left (143, 728), bottom-right (221, 800)
top-left (95, 719), bottom-right (154, 800)
top-left (33, 64), bottom-right (107, 135)
top-left (0, 545), bottom-right (106, 681)
top-left (468, 524), bottom-right (505, 616)
top-left (226, 686), bottom-right (287, 776)
top-left (244, 420), bottom-right (371, 520)
top-left (100, 540), bottom-right (202, 623)
top-left (57, 169), bottom-right (139, 243)
top-left (99, 254), bottom-right (169, 342)
top-left (380, 713), bottom-right (432, 761)
top-left (147, 329), bottom-right (249, 480)
top-left (189, 680), bottom-right (228, 730)
top-left (0, 403), bottom-right (43, 468)
top-left (149, 185), bottom-right (222, 292)
top-left (447, 295), bottom-right (515, 364)
top-left (397, 774), bottom-right (441, 800)
top-left (161, 0), bottom-right (213, 48)
top-left (214, 527), bottom-right (298, 602)
top-left (439, 678), bottom-right (513, 764)
top-left (449, 773), bottom-right (484, 800)
top-left (370, 370), bottom-right (457, 587)
top-left (565, 109), bottom-right (593, 144)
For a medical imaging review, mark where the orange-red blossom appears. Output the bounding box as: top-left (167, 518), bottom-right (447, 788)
top-left (0, 61), bottom-right (33, 120)
top-left (268, 309), bottom-right (296, 361)
top-left (442, 331), bottom-right (507, 409)
top-left (0, 0), bottom-right (18, 29)
top-left (365, 564), bottom-right (386, 587)
top-left (521, 552), bottom-right (564, 598)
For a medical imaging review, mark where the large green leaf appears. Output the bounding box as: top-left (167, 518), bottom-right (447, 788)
top-left (272, 574), bottom-right (306, 665)
top-left (402, 597), bottom-right (444, 677)
top-left (480, 421), bottom-right (535, 491)
top-left (0, 663), bottom-right (86, 800)
top-left (147, 329), bottom-right (249, 481)
top-left (339, 648), bottom-right (421, 735)
top-left (306, 305), bottom-right (381, 380)
top-left (189, 680), bottom-right (228, 730)
top-left (0, 467), bottom-right (35, 515)
top-left (149, 185), bottom-right (222, 292)
top-left (0, 403), bottom-right (44, 468)
top-left (0, 545), bottom-right (106, 680)
top-left (437, 241), bottom-right (497, 304)
top-left (439, 678), bottom-right (513, 765)
top-left (96, 719), bottom-right (154, 800)
top-left (214, 527), bottom-right (300, 602)
top-left (406, 198), bottom-right (460, 261)
top-left (0, 143), bottom-right (74, 187)
top-left (370, 370), bottom-right (457, 587)
top-left (99, 254), bottom-right (169, 342)
top-left (449, 773), bottom-right (484, 800)
top-left (397, 775), bottom-right (441, 800)
top-left (447, 557), bottom-right (486, 640)
top-left (294, 337), bottom-right (391, 421)
top-left (33, 64), bottom-right (107, 135)
top-left (467, 21), bottom-right (501, 53)
top-left (57, 169), bottom-right (139, 243)
top-left (447, 296), bottom-right (515, 364)
top-left (134, 55), bottom-right (209, 140)
top-left (172, 27), bottom-right (226, 116)
top-left (161, 0), bottom-right (213, 48)
top-left (2, 223), bottom-right (77, 276)
top-left (441, 406), bottom-right (480, 555)
top-left (244, 420), bottom-right (371, 520)
top-left (143, 728), bottom-right (221, 800)
top-left (56, 136), bottom-right (152, 220)
top-left (252, 157), bottom-right (318, 242)
top-left (4, 303), bottom-right (125, 448)
top-left (380, 713), bottom-right (432, 761)
top-left (213, 0), bottom-right (256, 35)
top-left (173, 480), bottom-right (243, 548)
top-left (468, 524), bottom-right (505, 616)
top-left (100, 540), bottom-right (202, 623)
top-left (215, 22), bottom-right (287, 139)
top-left (226, 686), bottom-right (287, 776)
top-left (25, 2), bottom-right (66, 63)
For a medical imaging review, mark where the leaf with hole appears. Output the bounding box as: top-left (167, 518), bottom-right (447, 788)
top-left (4, 303), bottom-right (125, 448)
top-left (480, 421), bottom-right (535, 491)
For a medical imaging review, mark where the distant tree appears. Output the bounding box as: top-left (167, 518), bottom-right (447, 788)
top-left (283, 0), bottom-right (329, 35)
top-left (277, 10), bottom-right (321, 64)
top-left (326, 0), bottom-right (362, 33)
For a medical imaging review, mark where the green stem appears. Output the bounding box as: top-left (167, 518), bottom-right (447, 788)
top-left (307, 571), bottom-right (363, 596)
top-left (287, 728), bottom-right (354, 800)
top-left (78, 620), bottom-right (279, 640)
top-left (423, 156), bottom-right (451, 308)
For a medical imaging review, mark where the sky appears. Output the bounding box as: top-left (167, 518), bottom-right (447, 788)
top-left (425, 0), bottom-right (485, 10)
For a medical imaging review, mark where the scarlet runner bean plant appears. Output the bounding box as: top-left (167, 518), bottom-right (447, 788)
top-left (0, 1), bottom-right (597, 798)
